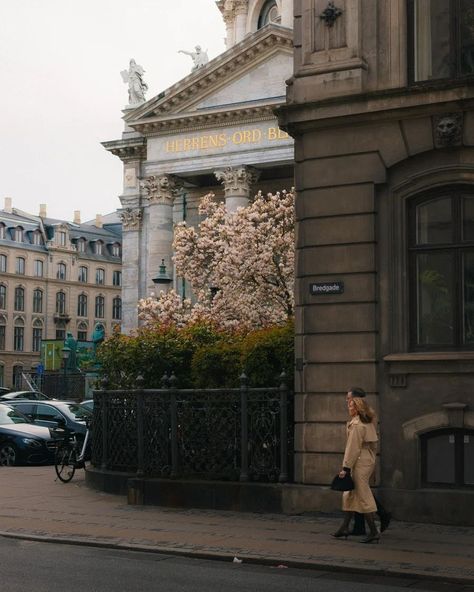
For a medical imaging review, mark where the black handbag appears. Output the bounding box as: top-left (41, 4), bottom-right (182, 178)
top-left (330, 472), bottom-right (355, 492)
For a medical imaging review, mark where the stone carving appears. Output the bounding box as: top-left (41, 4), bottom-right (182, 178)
top-left (178, 46), bottom-right (209, 71)
top-left (434, 113), bottom-right (463, 148)
top-left (121, 59), bottom-right (148, 105)
top-left (214, 166), bottom-right (260, 198)
top-left (141, 175), bottom-right (183, 204)
top-left (320, 1), bottom-right (343, 27)
top-left (119, 207), bottom-right (142, 230)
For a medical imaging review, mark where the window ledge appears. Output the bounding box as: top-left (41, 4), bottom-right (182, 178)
top-left (384, 352), bottom-right (474, 362)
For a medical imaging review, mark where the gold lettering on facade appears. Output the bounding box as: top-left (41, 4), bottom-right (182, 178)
top-left (165, 128), bottom-right (288, 153)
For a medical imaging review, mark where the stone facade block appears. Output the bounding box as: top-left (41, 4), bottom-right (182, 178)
top-left (304, 362), bottom-right (377, 392)
top-left (304, 303), bottom-right (376, 333)
top-left (401, 117), bottom-right (434, 156)
top-left (299, 243), bottom-right (375, 275)
top-left (299, 213), bottom-right (374, 247)
top-left (304, 333), bottom-right (376, 363)
top-left (296, 184), bottom-right (375, 219)
top-left (304, 393), bottom-right (379, 422)
top-left (302, 153), bottom-right (386, 188)
top-left (296, 273), bottom-right (376, 306)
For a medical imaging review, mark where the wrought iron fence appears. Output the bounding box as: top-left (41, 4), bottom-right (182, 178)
top-left (91, 373), bottom-right (293, 483)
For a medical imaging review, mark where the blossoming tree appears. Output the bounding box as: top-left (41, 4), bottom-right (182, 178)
top-left (138, 190), bottom-right (295, 330)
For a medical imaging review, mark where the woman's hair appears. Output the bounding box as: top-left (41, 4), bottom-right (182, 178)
top-left (351, 397), bottom-right (375, 423)
top-left (349, 387), bottom-right (366, 398)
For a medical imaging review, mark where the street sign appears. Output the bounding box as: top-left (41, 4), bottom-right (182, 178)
top-left (310, 281), bottom-right (344, 295)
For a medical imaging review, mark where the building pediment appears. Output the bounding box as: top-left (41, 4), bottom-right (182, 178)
top-left (125, 24), bottom-right (293, 135)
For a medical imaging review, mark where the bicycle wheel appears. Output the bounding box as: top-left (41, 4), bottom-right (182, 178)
top-left (54, 444), bottom-right (76, 482)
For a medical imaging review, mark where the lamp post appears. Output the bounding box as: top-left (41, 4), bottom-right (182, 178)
top-left (61, 346), bottom-right (71, 399)
top-left (152, 259), bottom-right (172, 286)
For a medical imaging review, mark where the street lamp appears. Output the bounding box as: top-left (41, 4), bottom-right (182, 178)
top-left (152, 259), bottom-right (172, 285)
top-left (61, 346), bottom-right (71, 399)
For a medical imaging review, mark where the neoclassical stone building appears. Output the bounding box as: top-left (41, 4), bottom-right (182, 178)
top-left (0, 199), bottom-right (122, 388)
top-left (278, 0), bottom-right (474, 524)
top-left (104, 0), bottom-right (294, 333)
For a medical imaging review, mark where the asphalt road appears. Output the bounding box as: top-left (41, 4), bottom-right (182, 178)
top-left (0, 537), bottom-right (453, 592)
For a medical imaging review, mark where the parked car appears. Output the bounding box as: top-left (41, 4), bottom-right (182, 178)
top-left (0, 400), bottom-right (92, 442)
top-left (0, 387), bottom-right (11, 396)
top-left (0, 390), bottom-right (51, 402)
top-left (80, 399), bottom-right (94, 412)
top-left (0, 404), bottom-right (58, 466)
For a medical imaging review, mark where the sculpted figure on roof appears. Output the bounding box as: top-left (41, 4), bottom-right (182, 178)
top-left (121, 59), bottom-right (148, 104)
top-left (178, 46), bottom-right (209, 72)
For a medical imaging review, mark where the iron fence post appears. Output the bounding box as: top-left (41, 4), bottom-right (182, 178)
top-left (240, 372), bottom-right (249, 482)
top-left (278, 371), bottom-right (289, 483)
top-left (169, 372), bottom-right (179, 478)
top-left (100, 388), bottom-right (108, 471)
top-left (136, 374), bottom-right (145, 478)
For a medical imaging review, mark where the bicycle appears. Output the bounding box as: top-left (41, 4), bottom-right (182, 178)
top-left (54, 419), bottom-right (91, 483)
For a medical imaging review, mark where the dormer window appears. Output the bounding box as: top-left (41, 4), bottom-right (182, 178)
top-left (95, 241), bottom-right (103, 255)
top-left (14, 227), bottom-right (24, 242)
top-left (76, 238), bottom-right (86, 253)
top-left (32, 231), bottom-right (43, 246)
top-left (57, 230), bottom-right (67, 246)
top-left (111, 243), bottom-right (121, 257)
top-left (0, 224), bottom-right (5, 239)
top-left (258, 0), bottom-right (279, 28)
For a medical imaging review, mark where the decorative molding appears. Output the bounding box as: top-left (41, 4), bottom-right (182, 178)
top-left (140, 175), bottom-right (183, 205)
top-left (102, 138), bottom-right (147, 161)
top-left (433, 113), bottom-right (463, 148)
top-left (119, 207), bottom-right (143, 231)
top-left (319, 1), bottom-right (343, 27)
top-left (214, 165), bottom-right (260, 198)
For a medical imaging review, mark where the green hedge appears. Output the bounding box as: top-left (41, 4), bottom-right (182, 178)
top-left (97, 320), bottom-right (294, 389)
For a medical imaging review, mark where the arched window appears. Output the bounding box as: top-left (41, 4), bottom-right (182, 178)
top-left (111, 243), bottom-right (121, 257)
top-left (112, 296), bottom-right (122, 320)
top-left (0, 254), bottom-right (6, 272)
top-left (14, 227), bottom-right (24, 242)
top-left (57, 262), bottom-right (66, 280)
top-left (78, 266), bottom-right (88, 283)
top-left (95, 295), bottom-right (105, 318)
top-left (34, 259), bottom-right (44, 277)
top-left (0, 285), bottom-right (6, 310)
top-left (77, 322), bottom-right (88, 342)
top-left (0, 315), bottom-right (6, 350)
top-left (56, 291), bottom-right (66, 315)
top-left (408, 0), bottom-right (474, 82)
top-left (258, 0), bottom-right (279, 28)
top-left (16, 257), bottom-right (25, 275)
top-left (113, 270), bottom-right (122, 286)
top-left (0, 223), bottom-right (5, 239)
top-left (77, 294), bottom-right (88, 317)
top-left (32, 319), bottom-right (43, 352)
top-left (95, 241), bottom-right (103, 255)
top-left (421, 429), bottom-right (474, 487)
top-left (12, 364), bottom-right (23, 389)
top-left (76, 238), bottom-right (86, 253)
top-left (95, 268), bottom-right (105, 285)
top-left (409, 189), bottom-right (474, 349)
top-left (33, 288), bottom-right (43, 313)
top-left (32, 230), bottom-right (43, 246)
top-left (14, 318), bottom-right (24, 352)
top-left (14, 286), bottom-right (25, 311)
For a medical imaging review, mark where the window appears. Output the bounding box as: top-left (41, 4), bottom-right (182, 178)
top-left (111, 243), bottom-right (121, 257)
top-left (0, 285), bottom-right (6, 309)
top-left (76, 239), bottom-right (86, 253)
top-left (32, 231), bottom-right (43, 246)
top-left (16, 257), bottom-right (25, 275)
top-left (14, 287), bottom-right (25, 311)
top-left (112, 296), bottom-right (122, 320)
top-left (34, 259), bottom-right (44, 277)
top-left (32, 322), bottom-right (43, 352)
top-left (56, 329), bottom-right (66, 340)
top-left (96, 268), bottom-right (105, 285)
top-left (422, 429), bottom-right (474, 487)
top-left (0, 224), bottom-right (5, 239)
top-left (258, 0), bottom-right (279, 28)
top-left (113, 270), bottom-right (122, 286)
top-left (0, 254), bottom-right (6, 272)
top-left (95, 241), bottom-right (103, 255)
top-left (56, 291), bottom-right (66, 315)
top-left (14, 227), bottom-right (24, 242)
top-left (33, 288), bottom-right (43, 313)
top-left (57, 230), bottom-right (67, 246)
top-left (409, 0), bottom-right (474, 82)
top-left (0, 316), bottom-right (5, 350)
top-left (57, 262), bottom-right (66, 280)
top-left (95, 295), bottom-right (105, 318)
top-left (12, 365), bottom-right (23, 389)
top-left (14, 321), bottom-right (24, 352)
top-left (77, 322), bottom-right (88, 342)
top-left (78, 266), bottom-right (88, 283)
top-left (409, 190), bottom-right (474, 349)
top-left (77, 294), bottom-right (88, 317)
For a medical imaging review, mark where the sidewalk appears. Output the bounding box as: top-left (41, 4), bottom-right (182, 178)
top-left (1, 466), bottom-right (473, 586)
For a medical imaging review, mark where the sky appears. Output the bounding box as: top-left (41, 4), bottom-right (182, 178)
top-left (0, 0), bottom-right (226, 222)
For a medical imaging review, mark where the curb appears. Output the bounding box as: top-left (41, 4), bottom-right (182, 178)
top-left (1, 530), bottom-right (472, 586)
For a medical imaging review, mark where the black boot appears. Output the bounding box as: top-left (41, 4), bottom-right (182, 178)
top-left (350, 512), bottom-right (366, 536)
top-left (375, 497), bottom-right (392, 533)
top-left (332, 511), bottom-right (353, 539)
top-left (360, 512), bottom-right (380, 544)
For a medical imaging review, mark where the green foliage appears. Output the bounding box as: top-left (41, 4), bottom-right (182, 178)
top-left (97, 320), bottom-right (294, 389)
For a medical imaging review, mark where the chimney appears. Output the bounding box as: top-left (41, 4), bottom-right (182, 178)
top-left (4, 197), bottom-right (12, 213)
top-left (73, 210), bottom-right (81, 224)
top-left (95, 213), bottom-right (103, 228)
top-left (39, 204), bottom-right (47, 218)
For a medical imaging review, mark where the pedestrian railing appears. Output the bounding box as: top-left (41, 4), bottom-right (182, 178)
top-left (91, 373), bottom-right (293, 483)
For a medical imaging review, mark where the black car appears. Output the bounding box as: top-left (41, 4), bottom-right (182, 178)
top-left (0, 390), bottom-right (51, 402)
top-left (1, 401), bottom-right (92, 441)
top-left (0, 404), bottom-right (57, 466)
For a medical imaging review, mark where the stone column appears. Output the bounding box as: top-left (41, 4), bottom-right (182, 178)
top-left (214, 165), bottom-right (260, 212)
top-left (234, 0), bottom-right (249, 44)
top-left (141, 175), bottom-right (183, 295)
top-left (118, 207), bottom-right (143, 334)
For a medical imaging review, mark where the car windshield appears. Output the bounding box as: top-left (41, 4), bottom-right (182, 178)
top-left (63, 404), bottom-right (92, 421)
top-left (0, 405), bottom-right (30, 425)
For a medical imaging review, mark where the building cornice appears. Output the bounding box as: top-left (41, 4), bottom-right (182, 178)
top-left (101, 137), bottom-right (147, 160)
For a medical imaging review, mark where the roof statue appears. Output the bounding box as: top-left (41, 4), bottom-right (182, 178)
top-left (121, 59), bottom-right (148, 105)
top-left (178, 45), bottom-right (209, 72)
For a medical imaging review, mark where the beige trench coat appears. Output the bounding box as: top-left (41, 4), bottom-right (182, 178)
top-left (342, 416), bottom-right (378, 514)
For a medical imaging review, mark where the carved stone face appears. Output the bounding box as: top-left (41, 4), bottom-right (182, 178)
top-left (437, 117), bottom-right (458, 139)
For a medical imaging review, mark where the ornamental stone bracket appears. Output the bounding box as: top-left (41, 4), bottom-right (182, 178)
top-left (140, 175), bottom-right (183, 205)
top-left (433, 113), bottom-right (463, 148)
top-left (214, 165), bottom-right (260, 198)
top-left (320, 1), bottom-right (343, 27)
top-left (119, 207), bottom-right (143, 231)
top-left (102, 138), bottom-right (147, 162)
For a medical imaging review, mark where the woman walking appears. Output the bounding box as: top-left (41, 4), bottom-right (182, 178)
top-left (333, 397), bottom-right (380, 543)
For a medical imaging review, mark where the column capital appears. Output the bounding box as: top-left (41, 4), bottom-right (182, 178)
top-left (141, 174), bottom-right (183, 205)
top-left (119, 207), bottom-right (143, 231)
top-left (214, 165), bottom-right (260, 198)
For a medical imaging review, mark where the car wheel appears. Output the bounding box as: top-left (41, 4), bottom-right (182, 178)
top-left (0, 443), bottom-right (18, 466)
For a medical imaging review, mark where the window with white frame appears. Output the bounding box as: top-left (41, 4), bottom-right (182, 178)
top-left (113, 270), bottom-right (122, 286)
top-left (95, 295), bottom-right (105, 318)
top-left (0, 285), bottom-right (6, 310)
top-left (34, 259), bottom-right (44, 277)
top-left (96, 268), bottom-right (105, 285)
top-left (33, 288), bottom-right (43, 313)
top-left (0, 254), bottom-right (6, 272)
top-left (16, 257), bottom-right (25, 275)
top-left (14, 286), bottom-right (24, 311)
top-left (57, 262), bottom-right (66, 280)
